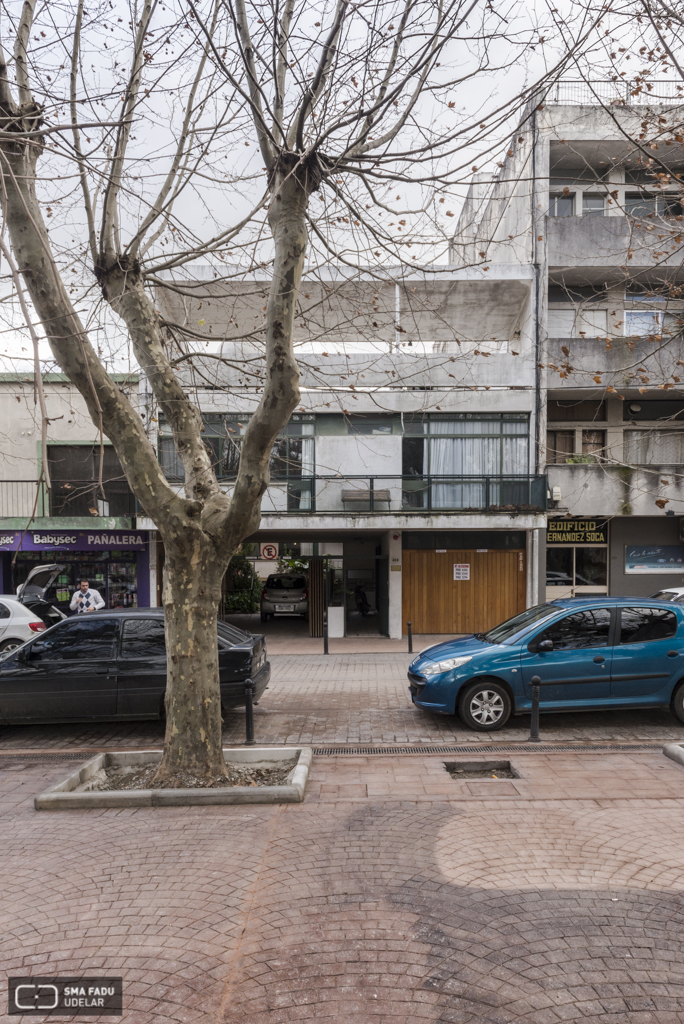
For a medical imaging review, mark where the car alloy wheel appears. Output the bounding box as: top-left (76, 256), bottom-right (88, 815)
top-left (0, 639), bottom-right (21, 653)
top-left (469, 688), bottom-right (505, 725)
top-left (458, 680), bottom-right (511, 732)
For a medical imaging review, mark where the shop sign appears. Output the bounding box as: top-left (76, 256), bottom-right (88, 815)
top-left (625, 544), bottom-right (684, 574)
top-left (547, 518), bottom-right (608, 545)
top-left (0, 531), bottom-right (147, 552)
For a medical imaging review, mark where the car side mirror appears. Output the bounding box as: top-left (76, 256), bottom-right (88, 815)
top-left (537, 639), bottom-right (554, 652)
top-left (17, 647), bottom-right (27, 663)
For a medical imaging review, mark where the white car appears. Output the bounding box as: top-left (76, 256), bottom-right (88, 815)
top-left (0, 598), bottom-right (47, 652)
top-left (652, 587), bottom-right (684, 604)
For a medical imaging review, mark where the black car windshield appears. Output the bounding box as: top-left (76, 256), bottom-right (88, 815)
top-left (484, 603), bottom-right (559, 644)
top-left (266, 576), bottom-right (306, 589)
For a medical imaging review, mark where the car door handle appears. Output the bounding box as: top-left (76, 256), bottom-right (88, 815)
top-left (668, 651), bottom-right (680, 658)
top-left (593, 655), bottom-right (605, 664)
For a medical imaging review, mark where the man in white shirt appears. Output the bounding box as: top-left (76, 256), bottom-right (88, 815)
top-left (70, 578), bottom-right (106, 614)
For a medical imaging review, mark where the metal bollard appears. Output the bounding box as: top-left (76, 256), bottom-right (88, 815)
top-left (528, 675), bottom-right (541, 743)
top-left (323, 617), bottom-right (329, 655)
top-left (244, 677), bottom-right (256, 746)
top-left (408, 620), bottom-right (413, 654)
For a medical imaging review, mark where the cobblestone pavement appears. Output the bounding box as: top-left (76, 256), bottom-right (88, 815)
top-left (1, 654), bottom-right (683, 751)
top-left (3, 750), bottom-right (684, 1022)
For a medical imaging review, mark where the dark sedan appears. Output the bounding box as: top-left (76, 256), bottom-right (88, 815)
top-left (0, 609), bottom-right (270, 724)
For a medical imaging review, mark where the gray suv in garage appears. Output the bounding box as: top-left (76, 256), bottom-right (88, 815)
top-left (260, 574), bottom-right (308, 622)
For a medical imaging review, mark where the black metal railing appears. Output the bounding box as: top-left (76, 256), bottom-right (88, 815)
top-left (229, 474), bottom-right (548, 515)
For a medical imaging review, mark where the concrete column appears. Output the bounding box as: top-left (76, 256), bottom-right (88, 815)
top-left (387, 530), bottom-right (403, 639)
top-left (526, 528), bottom-right (544, 607)
top-left (149, 534), bottom-right (158, 607)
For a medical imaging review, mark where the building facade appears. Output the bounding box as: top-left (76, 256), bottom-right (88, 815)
top-left (451, 81), bottom-right (684, 605)
top-left (0, 374), bottom-right (156, 612)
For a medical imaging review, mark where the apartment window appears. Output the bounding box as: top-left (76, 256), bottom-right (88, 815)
top-left (626, 193), bottom-right (683, 219)
top-left (582, 193), bottom-right (605, 216)
top-left (158, 414), bottom-right (315, 480)
top-left (625, 310), bottom-right (677, 336)
top-left (624, 429), bottom-right (684, 464)
top-left (403, 415), bottom-right (529, 476)
top-left (549, 193), bottom-right (575, 217)
top-left (546, 430), bottom-right (574, 464)
top-left (48, 445), bottom-right (135, 517)
top-left (582, 430), bottom-right (605, 461)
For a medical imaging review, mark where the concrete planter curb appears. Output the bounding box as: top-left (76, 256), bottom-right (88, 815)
top-left (663, 742), bottom-right (684, 769)
top-left (35, 747), bottom-right (312, 809)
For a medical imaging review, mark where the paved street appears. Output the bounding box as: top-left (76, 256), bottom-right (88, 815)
top-left (1, 654), bottom-right (683, 751)
top-left (3, 655), bottom-right (684, 1022)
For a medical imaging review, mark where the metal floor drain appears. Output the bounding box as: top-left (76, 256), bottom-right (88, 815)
top-left (312, 743), bottom-right (665, 755)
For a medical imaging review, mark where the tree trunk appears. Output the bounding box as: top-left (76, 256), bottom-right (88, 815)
top-left (155, 536), bottom-right (229, 783)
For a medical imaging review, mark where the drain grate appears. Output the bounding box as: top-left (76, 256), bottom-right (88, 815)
top-left (312, 743), bottom-right (665, 755)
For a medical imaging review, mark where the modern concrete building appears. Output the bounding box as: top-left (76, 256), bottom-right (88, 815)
top-left (155, 264), bottom-right (548, 638)
top-left (451, 79), bottom-right (684, 603)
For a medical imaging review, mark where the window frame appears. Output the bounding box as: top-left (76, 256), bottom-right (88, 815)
top-left (402, 413), bottom-right (530, 478)
top-left (529, 606), bottom-right (615, 652)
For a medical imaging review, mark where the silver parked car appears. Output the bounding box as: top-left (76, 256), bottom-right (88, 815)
top-left (260, 574), bottom-right (308, 622)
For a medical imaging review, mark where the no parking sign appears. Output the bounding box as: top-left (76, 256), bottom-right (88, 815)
top-left (260, 543), bottom-right (279, 560)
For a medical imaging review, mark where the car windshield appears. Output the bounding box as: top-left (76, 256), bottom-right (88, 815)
top-left (266, 576), bottom-right (306, 590)
top-left (484, 603), bottom-right (559, 644)
top-left (651, 590), bottom-right (677, 602)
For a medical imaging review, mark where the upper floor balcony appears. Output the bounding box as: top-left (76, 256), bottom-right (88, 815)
top-left (547, 215), bottom-right (684, 272)
top-left (545, 335), bottom-right (684, 390)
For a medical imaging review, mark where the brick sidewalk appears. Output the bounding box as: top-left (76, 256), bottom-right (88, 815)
top-left (2, 749), bottom-right (684, 1022)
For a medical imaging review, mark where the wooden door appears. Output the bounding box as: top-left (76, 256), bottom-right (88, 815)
top-left (402, 549), bottom-right (526, 635)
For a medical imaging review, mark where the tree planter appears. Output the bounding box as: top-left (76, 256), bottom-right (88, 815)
top-left (35, 747), bottom-right (312, 809)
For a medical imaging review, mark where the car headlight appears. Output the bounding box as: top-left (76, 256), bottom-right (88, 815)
top-left (423, 655), bottom-right (473, 676)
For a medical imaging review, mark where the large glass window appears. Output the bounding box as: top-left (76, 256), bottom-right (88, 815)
top-left (624, 429), bottom-right (684, 465)
top-left (546, 547), bottom-right (607, 589)
top-left (30, 618), bottom-right (119, 661)
top-left (546, 430), bottom-right (574, 464)
top-left (535, 608), bottom-right (611, 650)
top-left (158, 414), bottom-right (315, 481)
top-left (626, 193), bottom-right (683, 219)
top-left (582, 193), bottom-right (605, 216)
top-left (402, 414), bottom-right (529, 509)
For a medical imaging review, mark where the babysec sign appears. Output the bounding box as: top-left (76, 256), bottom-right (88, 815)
top-left (546, 518), bottom-right (608, 545)
top-left (0, 531), bottom-right (148, 552)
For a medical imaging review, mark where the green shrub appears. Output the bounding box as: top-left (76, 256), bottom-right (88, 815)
top-left (223, 590), bottom-right (259, 614)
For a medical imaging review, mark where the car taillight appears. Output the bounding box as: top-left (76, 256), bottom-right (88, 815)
top-left (261, 588), bottom-right (267, 600)
top-left (29, 621), bottom-right (46, 632)
top-left (303, 589), bottom-right (308, 600)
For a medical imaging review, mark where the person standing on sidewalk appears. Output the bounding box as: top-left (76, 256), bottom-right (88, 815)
top-left (70, 578), bottom-right (105, 614)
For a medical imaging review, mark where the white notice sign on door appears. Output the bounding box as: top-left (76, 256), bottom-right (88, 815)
top-left (453, 563), bottom-right (470, 581)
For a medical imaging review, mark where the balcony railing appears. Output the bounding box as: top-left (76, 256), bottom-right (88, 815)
top-left (0, 481), bottom-right (138, 519)
top-left (548, 80), bottom-right (684, 107)
top-left (224, 474), bottom-right (548, 514)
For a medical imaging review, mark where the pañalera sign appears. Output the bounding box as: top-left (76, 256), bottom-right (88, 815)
top-left (547, 518), bottom-right (608, 545)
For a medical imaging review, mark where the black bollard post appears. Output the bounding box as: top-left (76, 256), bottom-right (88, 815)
top-left (323, 617), bottom-right (329, 655)
top-left (408, 621), bottom-right (413, 654)
top-left (529, 675), bottom-right (541, 743)
top-left (244, 677), bottom-right (256, 746)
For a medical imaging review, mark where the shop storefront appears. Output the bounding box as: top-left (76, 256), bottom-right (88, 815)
top-left (0, 529), bottom-right (150, 610)
top-left (546, 518), bottom-right (609, 600)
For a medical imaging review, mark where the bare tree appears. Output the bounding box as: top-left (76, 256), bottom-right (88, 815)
top-left (0, 0), bottom-right (565, 782)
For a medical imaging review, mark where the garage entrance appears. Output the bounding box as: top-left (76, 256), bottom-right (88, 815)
top-left (402, 547), bottom-right (526, 634)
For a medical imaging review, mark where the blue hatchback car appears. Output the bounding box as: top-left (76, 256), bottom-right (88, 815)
top-left (408, 597), bottom-right (684, 731)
